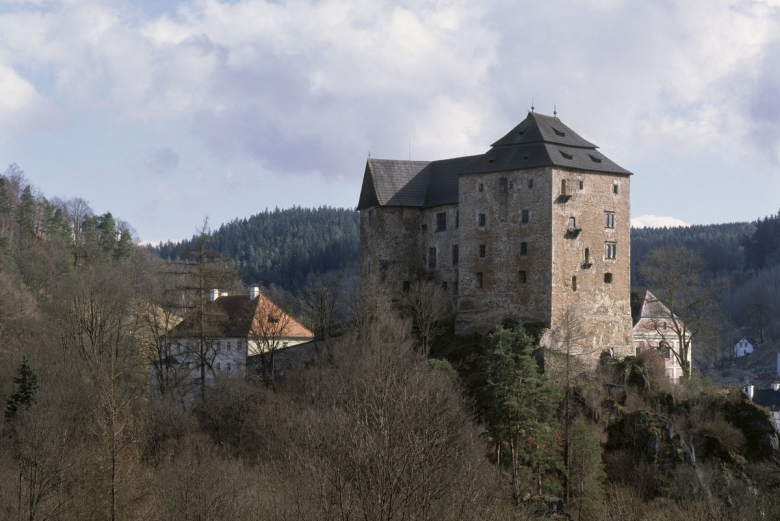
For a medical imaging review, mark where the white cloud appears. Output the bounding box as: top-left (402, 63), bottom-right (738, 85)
top-left (631, 215), bottom-right (690, 229)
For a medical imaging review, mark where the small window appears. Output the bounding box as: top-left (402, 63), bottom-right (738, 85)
top-left (604, 273), bottom-right (612, 283)
top-left (521, 210), bottom-right (529, 224)
top-left (552, 127), bottom-right (565, 137)
top-left (428, 247), bottom-right (437, 269)
top-left (560, 150), bottom-right (573, 160)
top-left (478, 183), bottom-right (484, 193)
top-left (520, 241), bottom-right (528, 256)
top-left (476, 272), bottom-right (483, 288)
top-left (585, 248), bottom-right (590, 263)
top-left (216, 362), bottom-right (221, 372)
top-left (509, 180), bottom-right (514, 189)
top-left (479, 244), bottom-right (486, 258)
top-left (528, 178), bottom-right (534, 189)
top-left (561, 180), bottom-right (566, 195)
top-left (403, 281), bottom-right (410, 292)
top-left (422, 224), bottom-right (427, 232)
top-left (442, 281), bottom-right (447, 291)
top-left (226, 363), bottom-right (231, 372)
top-left (605, 212), bottom-right (615, 228)
top-left (268, 314), bottom-right (279, 324)
top-left (455, 210), bottom-right (459, 229)
top-left (452, 244), bottom-right (459, 266)
top-left (479, 213), bottom-right (486, 227)
top-left (578, 180), bottom-right (583, 190)
top-left (568, 217), bottom-right (576, 228)
top-left (589, 154), bottom-right (602, 163)
top-left (499, 178), bottom-right (508, 193)
top-left (613, 184), bottom-right (619, 195)
top-left (436, 212), bottom-right (447, 232)
top-left (572, 276), bottom-right (577, 291)
top-left (605, 243), bottom-right (616, 259)
top-left (519, 270), bottom-right (527, 284)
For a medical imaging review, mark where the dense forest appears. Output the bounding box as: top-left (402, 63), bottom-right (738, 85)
top-left (4, 162), bottom-right (780, 520)
top-left (150, 207), bottom-right (359, 294)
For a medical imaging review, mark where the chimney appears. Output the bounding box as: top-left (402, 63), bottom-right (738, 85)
top-left (250, 284), bottom-right (260, 300)
top-left (745, 384), bottom-right (754, 400)
top-left (209, 288), bottom-right (219, 302)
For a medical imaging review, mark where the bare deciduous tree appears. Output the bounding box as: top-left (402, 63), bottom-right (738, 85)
top-left (399, 280), bottom-right (451, 354)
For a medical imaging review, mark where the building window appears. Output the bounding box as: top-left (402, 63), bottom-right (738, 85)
top-left (660, 341), bottom-right (671, 359)
top-left (561, 179), bottom-right (567, 195)
top-left (528, 178), bottom-right (534, 189)
top-left (613, 183), bottom-right (619, 195)
top-left (604, 272), bottom-right (613, 283)
top-left (442, 281), bottom-right (447, 290)
top-left (579, 180), bottom-right (583, 190)
top-left (522, 210), bottom-right (529, 224)
top-left (226, 363), bottom-right (231, 372)
top-left (403, 281), bottom-right (410, 292)
top-left (478, 182), bottom-right (484, 193)
top-left (452, 244), bottom-right (459, 266)
top-left (479, 213), bottom-right (486, 227)
top-left (605, 242), bottom-right (616, 259)
top-left (476, 272), bottom-right (483, 288)
top-left (520, 241), bottom-right (528, 256)
top-left (585, 248), bottom-right (590, 263)
top-left (455, 210), bottom-right (459, 229)
top-left (428, 247), bottom-right (437, 269)
top-left (572, 276), bottom-right (577, 291)
top-left (479, 244), bottom-right (486, 258)
top-left (568, 217), bottom-right (576, 228)
top-left (519, 270), bottom-right (527, 284)
top-left (509, 180), bottom-right (514, 189)
top-left (605, 212), bottom-right (615, 228)
top-left (499, 178), bottom-right (508, 193)
top-left (216, 362), bottom-right (221, 371)
top-left (436, 212), bottom-right (447, 232)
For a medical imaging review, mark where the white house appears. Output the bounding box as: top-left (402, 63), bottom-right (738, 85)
top-left (734, 337), bottom-right (755, 358)
top-left (632, 290), bottom-right (692, 383)
top-left (153, 285), bottom-right (314, 392)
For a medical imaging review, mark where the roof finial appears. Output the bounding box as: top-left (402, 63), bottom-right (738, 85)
top-left (554, 104), bottom-right (557, 118)
top-left (531, 99), bottom-right (535, 113)
top-left (368, 150), bottom-right (371, 159)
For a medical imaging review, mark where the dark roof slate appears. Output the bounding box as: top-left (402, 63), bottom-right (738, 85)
top-left (357, 112), bottom-right (631, 210)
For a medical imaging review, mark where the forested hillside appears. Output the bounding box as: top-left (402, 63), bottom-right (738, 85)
top-left (151, 206), bottom-right (359, 293)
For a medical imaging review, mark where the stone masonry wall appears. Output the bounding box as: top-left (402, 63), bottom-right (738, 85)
top-left (360, 206), bottom-right (422, 291)
top-left (456, 168), bottom-right (553, 334)
top-left (550, 168), bottom-right (633, 357)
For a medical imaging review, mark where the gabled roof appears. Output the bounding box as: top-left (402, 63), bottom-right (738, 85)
top-left (357, 112), bottom-right (631, 210)
top-left (171, 294), bottom-right (314, 340)
top-left (632, 290), bottom-right (683, 331)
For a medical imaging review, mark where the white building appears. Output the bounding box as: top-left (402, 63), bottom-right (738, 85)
top-left (734, 337), bottom-right (755, 358)
top-left (632, 290), bottom-right (692, 383)
top-left (153, 285), bottom-right (314, 392)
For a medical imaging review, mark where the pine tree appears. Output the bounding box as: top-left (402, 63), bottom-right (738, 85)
top-left (5, 355), bottom-right (39, 420)
top-left (480, 324), bottom-right (562, 499)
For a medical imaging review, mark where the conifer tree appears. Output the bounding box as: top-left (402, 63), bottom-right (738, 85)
top-left (480, 324), bottom-right (562, 499)
top-left (5, 355), bottom-right (39, 420)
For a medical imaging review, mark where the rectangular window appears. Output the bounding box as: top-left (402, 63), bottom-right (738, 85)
top-left (476, 272), bottom-right (483, 288)
top-left (499, 178), bottom-right (508, 193)
top-left (428, 247), bottom-right (437, 268)
top-left (479, 244), bottom-right (486, 258)
top-left (579, 180), bottom-right (584, 190)
top-left (455, 210), bottom-right (459, 229)
top-left (605, 242), bottom-right (617, 259)
top-left (227, 363), bottom-right (231, 372)
top-left (521, 210), bottom-right (529, 224)
top-left (528, 178), bottom-right (534, 189)
top-left (568, 217), bottom-right (576, 228)
top-left (520, 241), bottom-right (528, 256)
top-left (452, 244), bottom-right (459, 266)
top-left (216, 362), bottom-right (221, 372)
top-left (436, 212), bottom-right (446, 232)
top-left (403, 281), bottom-right (410, 292)
top-left (479, 213), bottom-right (486, 227)
top-left (604, 273), bottom-right (613, 283)
top-left (519, 270), bottom-right (527, 284)
top-left (605, 212), bottom-right (615, 228)
top-left (422, 224), bottom-right (427, 232)
top-left (478, 182), bottom-right (484, 193)
top-left (613, 184), bottom-right (619, 195)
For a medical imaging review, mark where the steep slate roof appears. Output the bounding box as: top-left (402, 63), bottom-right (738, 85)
top-left (357, 112), bottom-right (631, 210)
top-left (171, 294), bottom-right (314, 340)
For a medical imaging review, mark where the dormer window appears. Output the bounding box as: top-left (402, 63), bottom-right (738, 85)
top-left (552, 127), bottom-right (566, 137)
top-left (560, 150), bottom-right (573, 160)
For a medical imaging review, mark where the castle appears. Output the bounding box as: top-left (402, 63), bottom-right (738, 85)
top-left (357, 111), bottom-right (633, 356)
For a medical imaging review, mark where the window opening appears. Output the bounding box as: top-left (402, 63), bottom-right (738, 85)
top-left (561, 179), bottom-right (566, 195)
top-left (455, 210), bottom-right (459, 229)
top-left (442, 281), bottom-right (447, 290)
top-left (428, 247), bottom-right (437, 269)
top-left (479, 213), bottom-right (486, 227)
top-left (403, 281), bottom-right (410, 292)
top-left (604, 273), bottom-right (613, 283)
top-left (572, 276), bottom-right (577, 291)
top-left (216, 362), bottom-right (221, 372)
top-left (522, 210), bottom-right (529, 224)
top-left (568, 217), bottom-right (576, 228)
top-left (528, 178), bottom-right (534, 189)
top-left (605, 243), bottom-right (616, 259)
top-left (519, 270), bottom-right (527, 284)
top-left (479, 244), bottom-right (486, 258)
top-left (476, 272), bottom-right (483, 288)
top-left (499, 178), bottom-right (508, 193)
top-left (452, 244), bottom-right (459, 266)
top-left (422, 224), bottom-right (427, 232)
top-left (509, 180), bottom-right (514, 189)
top-left (520, 241), bottom-right (528, 256)
top-left (579, 180), bottom-right (583, 190)
top-left (585, 248), bottom-right (590, 263)
top-left (613, 184), bottom-right (619, 195)
top-left (478, 183), bottom-right (484, 193)
top-left (436, 212), bottom-right (446, 232)
top-left (226, 363), bottom-right (231, 372)
top-left (605, 212), bottom-right (615, 228)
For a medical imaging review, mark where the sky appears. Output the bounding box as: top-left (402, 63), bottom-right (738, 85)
top-left (1, 0), bottom-right (779, 243)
